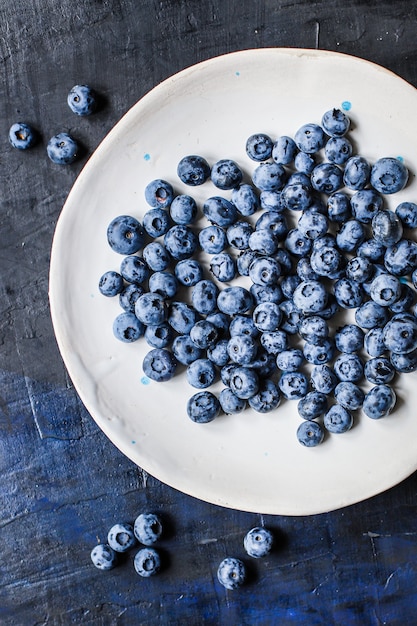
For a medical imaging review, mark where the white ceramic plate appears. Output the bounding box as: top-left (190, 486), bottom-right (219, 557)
top-left (50, 48), bottom-right (417, 515)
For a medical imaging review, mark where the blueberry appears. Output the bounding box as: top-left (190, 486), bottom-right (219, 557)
top-left (294, 151), bottom-right (315, 174)
top-left (217, 286), bottom-right (253, 316)
top-left (177, 154), bottom-right (211, 186)
top-left (327, 192), bottom-right (351, 223)
top-left (113, 312), bottom-right (145, 342)
top-left (217, 557), bottom-right (246, 590)
top-left (276, 348), bottom-right (304, 372)
top-left (259, 190), bottom-right (286, 212)
top-left (206, 311), bottom-right (231, 337)
top-left (370, 157), bottom-right (409, 194)
top-left (134, 512), bottom-right (163, 545)
top-left (281, 275), bottom-right (301, 299)
top-left (383, 313), bottom-right (417, 354)
top-left (284, 228), bottom-right (312, 257)
top-left (298, 315), bottom-right (329, 345)
top-left (172, 334), bottom-right (203, 364)
top-left (248, 350), bottom-right (277, 378)
top-left (229, 366), bottom-right (259, 399)
top-left (355, 301), bottom-right (389, 329)
top-left (278, 371), bottom-right (308, 400)
top-left (149, 271), bottom-right (178, 298)
top-left (372, 210), bottom-right (404, 248)
top-left (170, 194), bottom-right (198, 224)
top-left (231, 184), bottom-right (260, 216)
top-left (175, 259), bottom-right (203, 286)
top-left (252, 302), bottom-right (282, 332)
top-left (349, 189), bottom-right (382, 225)
top-left (219, 388), bottom-right (246, 414)
top-left (9, 122), bottom-right (38, 150)
top-left (310, 364), bottom-right (338, 394)
top-left (120, 255), bottom-right (149, 284)
top-left (252, 162), bottom-right (287, 191)
top-left (345, 256), bottom-right (374, 282)
top-left (47, 132), bottom-right (79, 164)
top-left (119, 284), bottom-right (144, 312)
top-left (296, 257), bottom-right (319, 281)
top-left (334, 381), bottom-right (364, 410)
top-left (203, 196), bottom-right (238, 227)
top-left (364, 328), bottom-right (386, 358)
top-left (248, 379), bottom-right (281, 413)
top-left (167, 301), bottom-right (199, 334)
top-left (142, 348), bottom-right (177, 382)
top-left (244, 527), bottom-right (274, 558)
top-left (227, 334), bottom-right (258, 365)
top-left (323, 405), bottom-right (353, 434)
top-left (250, 283), bottom-right (283, 306)
top-left (303, 338), bottom-right (335, 365)
top-left (67, 84), bottom-right (97, 115)
top-left (369, 273), bottom-right (401, 307)
top-left (255, 212), bottom-right (289, 241)
top-left (297, 391), bottom-right (327, 420)
top-left (395, 202), bottom-right (417, 229)
top-left (357, 238), bottom-right (386, 263)
top-left (187, 391), bottom-right (221, 422)
top-left (107, 215), bottom-right (145, 255)
top-left (324, 136), bottom-right (352, 165)
top-left (190, 320), bottom-right (219, 349)
top-left (281, 183), bottom-right (313, 211)
top-left (227, 221), bottom-right (253, 250)
top-left (134, 548), bottom-right (161, 577)
top-left (192, 280), bottom-right (219, 315)
top-left (311, 163), bottom-right (343, 194)
top-left (220, 363), bottom-right (238, 387)
top-left (199, 224), bottom-right (227, 253)
top-left (144, 323), bottom-right (173, 348)
top-left (246, 133), bottom-right (274, 161)
top-left (336, 219), bottom-right (365, 252)
top-left (334, 324), bottom-right (364, 354)
top-left (333, 278), bottom-right (364, 309)
top-left (279, 299), bottom-right (303, 335)
top-left (91, 544), bottom-right (117, 570)
top-left (107, 522), bottom-right (136, 552)
top-left (343, 155), bottom-right (371, 191)
top-left (99, 270), bottom-right (124, 296)
top-left (363, 384), bottom-right (396, 419)
top-left (209, 252), bottom-right (236, 282)
top-left (186, 358), bottom-right (217, 388)
top-left (164, 225), bottom-right (197, 260)
top-left (390, 349), bottom-right (417, 373)
top-left (135, 292), bottom-right (167, 326)
top-left (297, 210), bottom-right (328, 240)
top-left (248, 229), bottom-right (278, 255)
top-left (296, 420), bottom-right (324, 447)
top-left (321, 108), bottom-right (350, 137)
top-left (294, 123), bottom-right (325, 153)
top-left (230, 315), bottom-right (259, 338)
top-left (260, 329), bottom-right (289, 355)
top-left (211, 159), bottom-right (243, 190)
top-left (272, 135), bottom-right (297, 165)
top-left (390, 283), bottom-right (415, 313)
top-left (364, 357), bottom-right (395, 384)
top-left (143, 208), bottom-right (171, 238)
top-left (293, 280), bottom-right (328, 314)
top-left (310, 244), bottom-right (344, 279)
top-left (334, 353), bottom-right (364, 382)
top-left (249, 256), bottom-right (283, 288)
top-left (384, 239), bottom-right (417, 276)
top-left (207, 339), bottom-right (230, 366)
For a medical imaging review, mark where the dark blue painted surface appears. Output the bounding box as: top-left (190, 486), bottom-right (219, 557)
top-left (2, 1), bottom-right (417, 624)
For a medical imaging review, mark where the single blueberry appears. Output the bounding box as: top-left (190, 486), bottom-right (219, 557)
top-left (168, 301), bottom-right (199, 334)
top-left (364, 357), bottom-right (395, 384)
top-left (310, 163), bottom-right (343, 194)
top-left (292, 280), bottom-right (328, 314)
top-left (384, 239), bottom-right (417, 276)
top-left (120, 255), bottom-right (150, 284)
top-left (321, 108), bottom-right (350, 137)
top-left (231, 183), bottom-right (260, 216)
top-left (278, 371), bottom-right (308, 400)
top-left (395, 202), bottom-right (417, 229)
top-left (199, 225), bottom-right (227, 253)
top-left (294, 123), bottom-right (325, 153)
top-left (297, 391), bottom-right (328, 420)
top-left (134, 548), bottom-right (161, 577)
top-left (177, 154), bottom-right (211, 186)
top-left (99, 270), bottom-right (124, 297)
top-left (296, 420), bottom-right (324, 447)
top-left (336, 219), bottom-right (365, 252)
top-left (310, 364), bottom-right (338, 394)
top-left (209, 252), bottom-right (236, 282)
top-left (303, 338), bottom-right (335, 365)
top-left (135, 292), bottom-right (167, 326)
top-left (67, 84), bottom-right (98, 115)
top-left (363, 384), bottom-right (396, 419)
top-left (323, 405), bottom-right (353, 434)
top-left (334, 382), bottom-right (364, 410)
top-left (119, 284), bottom-right (144, 312)
top-left (211, 159), bottom-right (243, 190)
top-left (134, 512), bottom-right (163, 545)
top-left (203, 196), bottom-right (238, 227)
top-left (107, 522), bottom-right (136, 552)
top-left (355, 301), bottom-right (389, 330)
top-left (229, 314), bottom-right (259, 338)
top-left (186, 358), bottom-right (217, 389)
top-left (143, 208), bottom-right (171, 238)
top-left (248, 379), bottom-right (281, 413)
top-left (47, 132), bottom-right (79, 164)
top-left (227, 221), bottom-right (253, 250)
top-left (190, 320), bottom-right (219, 349)
top-left (244, 527), bottom-right (274, 558)
top-left (144, 179), bottom-right (174, 208)
top-left (372, 210), bottom-right (403, 247)
top-left (327, 192), bottom-right (351, 223)
top-left (217, 286), bottom-right (253, 316)
top-left (255, 211), bottom-right (289, 241)
top-left (272, 135), bottom-right (297, 165)
top-left (107, 215), bottom-right (145, 255)
top-left (350, 189), bottom-right (383, 224)
top-left (369, 273), bottom-right (401, 307)
top-left (333, 278), bottom-right (364, 309)
top-left (113, 312), bottom-right (145, 343)
top-left (294, 151), bottom-right (316, 174)
top-left (383, 313), bottom-right (417, 354)
top-left (298, 315), bottom-right (329, 345)
top-left (9, 122), bottom-right (38, 150)
top-left (187, 391), bottom-right (221, 423)
top-left (164, 225), bottom-right (197, 260)
top-left (217, 557), bottom-right (246, 590)
top-left (252, 162), bottom-right (287, 191)
top-left (144, 323), bottom-right (174, 349)
top-left (170, 194), bottom-right (198, 224)
top-left (297, 210), bottom-right (329, 240)
top-left (333, 353), bottom-right (364, 382)
top-left (276, 348), bottom-right (304, 372)
top-left (248, 229), bottom-right (278, 255)
top-left (149, 271), bottom-right (178, 299)
top-left (229, 366), bottom-right (259, 399)
top-left (227, 334), bottom-right (258, 365)
top-left (252, 302), bottom-right (282, 332)
top-left (260, 330), bottom-right (289, 355)
top-left (207, 339), bottom-right (230, 367)
top-left (390, 349), bottom-right (417, 373)
top-left (91, 544), bottom-right (117, 571)
top-left (364, 328), bottom-right (386, 358)
top-left (370, 157), bottom-right (409, 194)
top-left (345, 256), bottom-right (374, 282)
top-left (219, 388), bottom-right (247, 414)
top-left (324, 136), bottom-right (352, 165)
top-left (246, 133), bottom-right (274, 161)
top-left (175, 259), bottom-right (203, 286)
top-left (343, 155), bottom-right (371, 191)
top-left (172, 335), bottom-right (203, 365)
top-left (284, 228), bottom-right (312, 257)
top-left (142, 348), bottom-right (177, 382)
top-left (250, 283), bottom-right (284, 306)
top-left (192, 280), bottom-right (219, 315)
top-left (281, 183), bottom-right (313, 211)
top-left (259, 190), bottom-right (286, 212)
top-left (334, 324), bottom-right (364, 354)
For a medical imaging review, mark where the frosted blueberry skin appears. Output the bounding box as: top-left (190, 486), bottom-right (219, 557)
top-left (91, 544), bottom-right (117, 570)
top-left (296, 420), bottom-right (324, 447)
top-left (278, 371), bottom-right (308, 400)
top-left (217, 286), bottom-right (254, 316)
top-left (281, 275), bottom-right (301, 300)
top-left (134, 548), bottom-right (161, 577)
top-left (227, 334), bottom-right (258, 365)
top-left (246, 133), bottom-right (274, 162)
top-left (321, 108), bottom-right (350, 137)
top-left (167, 301), bottom-right (199, 334)
top-left (327, 192), bottom-right (351, 223)
top-left (107, 215), bottom-right (145, 255)
top-left (369, 273), bottom-right (401, 307)
top-left (364, 328), bottom-right (386, 358)
top-left (350, 189), bottom-right (383, 224)
top-left (355, 301), bottom-right (389, 330)
top-left (219, 387), bottom-right (246, 414)
top-left (187, 391), bottom-right (221, 423)
top-left (336, 219), bottom-right (366, 253)
top-left (390, 349), bottom-right (417, 373)
top-left (370, 157), bottom-right (409, 194)
top-left (395, 201), bottom-right (417, 229)
top-left (172, 335), bottom-right (203, 365)
top-left (189, 320), bottom-right (218, 349)
top-left (169, 194), bottom-right (197, 225)
top-left (272, 135), bottom-right (297, 165)
top-left (303, 338), bottom-right (335, 366)
top-left (363, 384), bottom-right (396, 419)
top-left (334, 324), bottom-right (364, 354)
top-left (177, 154), bottom-right (211, 186)
top-left (142, 348), bottom-right (177, 382)
top-left (249, 229), bottom-right (278, 255)
top-left (175, 259), bottom-right (203, 287)
top-left (357, 237), bottom-right (386, 263)
top-left (389, 284), bottom-right (415, 314)
top-left (9, 122), bottom-right (38, 150)
top-left (297, 391), bottom-right (328, 420)
top-left (297, 210), bottom-right (328, 240)
top-left (260, 330), bottom-right (289, 355)
top-left (297, 257), bottom-right (318, 281)
top-left (120, 255), bottom-right (150, 285)
top-left (217, 557), bottom-right (246, 590)
top-left (186, 358), bottom-right (217, 389)
top-left (294, 123), bottom-right (325, 153)
top-left (249, 257), bottom-right (282, 287)
top-left (252, 302), bottom-right (282, 332)
top-left (333, 278), bottom-right (364, 309)
top-left (231, 184), bottom-right (260, 217)
top-left (227, 221), bottom-right (253, 250)
top-left (281, 182), bottom-right (313, 211)
top-left (334, 382), bottom-right (364, 411)
top-left (229, 314), bottom-right (259, 338)
top-left (252, 162), bottom-right (287, 192)
top-left (324, 136), bottom-right (352, 165)
top-left (134, 513), bottom-right (163, 545)
top-left (284, 228), bottom-right (312, 258)
top-left (113, 312), bottom-right (145, 343)
top-left (199, 225), bottom-right (227, 254)
top-left (164, 225), bottom-right (197, 261)
top-left (250, 283), bottom-right (284, 306)
top-left (207, 339), bottom-right (229, 367)
top-left (383, 313), bottom-right (417, 354)
top-left (211, 159), bottom-right (243, 190)
top-left (323, 405), bottom-right (353, 434)
top-left (99, 270), bottom-right (124, 297)
top-left (203, 196), bottom-right (238, 227)
top-left (244, 527), bottom-right (274, 558)
top-left (279, 299), bottom-right (303, 335)
top-left (149, 271), bottom-right (178, 299)
top-left (294, 150), bottom-right (316, 174)
top-left (372, 210), bottom-right (404, 248)
top-left (209, 252), bottom-right (236, 282)
top-left (334, 353), bottom-right (364, 383)
top-left (135, 292), bottom-right (167, 326)
top-left (206, 311), bottom-right (230, 337)
top-left (364, 357), bottom-right (395, 385)
top-left (192, 280), bottom-right (219, 315)
top-left (144, 179), bottom-right (174, 208)
top-left (311, 163), bottom-right (343, 194)
top-left (343, 155), bottom-right (371, 190)
top-left (107, 522), bottom-right (137, 553)
top-left (142, 208), bottom-right (171, 238)
top-left (229, 367), bottom-right (259, 400)
top-left (260, 190), bottom-right (286, 212)
top-left (346, 256), bottom-right (374, 283)
top-left (248, 379), bottom-right (281, 413)
top-left (47, 132), bottom-right (79, 164)
top-left (119, 284), bottom-right (144, 313)
top-left (310, 364), bottom-right (338, 394)
top-left (384, 239), bottom-right (417, 276)
top-left (255, 211), bottom-right (289, 241)
top-left (276, 349), bottom-right (304, 372)
top-left (67, 84), bottom-right (97, 115)
top-left (144, 323), bottom-right (174, 349)
top-left (298, 316), bottom-right (329, 345)
top-left (293, 280), bottom-right (328, 314)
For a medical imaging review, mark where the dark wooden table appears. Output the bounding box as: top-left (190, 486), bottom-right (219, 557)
top-left (2, 2), bottom-right (417, 624)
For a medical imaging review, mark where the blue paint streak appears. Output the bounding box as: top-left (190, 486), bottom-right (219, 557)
top-left (397, 155), bottom-right (404, 162)
top-left (341, 100), bottom-right (352, 111)
top-left (143, 153), bottom-right (151, 161)
top-left (235, 71), bottom-right (240, 76)
top-left (141, 376), bottom-right (150, 385)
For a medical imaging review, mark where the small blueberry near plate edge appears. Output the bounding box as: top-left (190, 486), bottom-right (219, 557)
top-left (341, 100), bottom-right (352, 111)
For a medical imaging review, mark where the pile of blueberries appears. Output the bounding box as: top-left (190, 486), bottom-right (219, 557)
top-left (9, 84), bottom-right (98, 163)
top-left (91, 510), bottom-right (274, 590)
top-left (99, 107), bottom-right (417, 446)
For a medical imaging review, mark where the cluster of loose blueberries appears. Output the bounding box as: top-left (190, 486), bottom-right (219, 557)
top-left (99, 107), bottom-right (417, 446)
top-left (8, 84), bottom-right (98, 164)
top-left (91, 511), bottom-right (274, 590)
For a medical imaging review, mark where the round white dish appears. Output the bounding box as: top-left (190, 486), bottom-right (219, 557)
top-left (49, 48), bottom-right (417, 515)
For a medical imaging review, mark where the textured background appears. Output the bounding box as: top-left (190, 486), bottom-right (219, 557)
top-left (2, 1), bottom-right (417, 624)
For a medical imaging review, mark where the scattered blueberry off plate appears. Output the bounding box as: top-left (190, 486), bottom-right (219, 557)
top-left (50, 48), bottom-right (417, 516)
